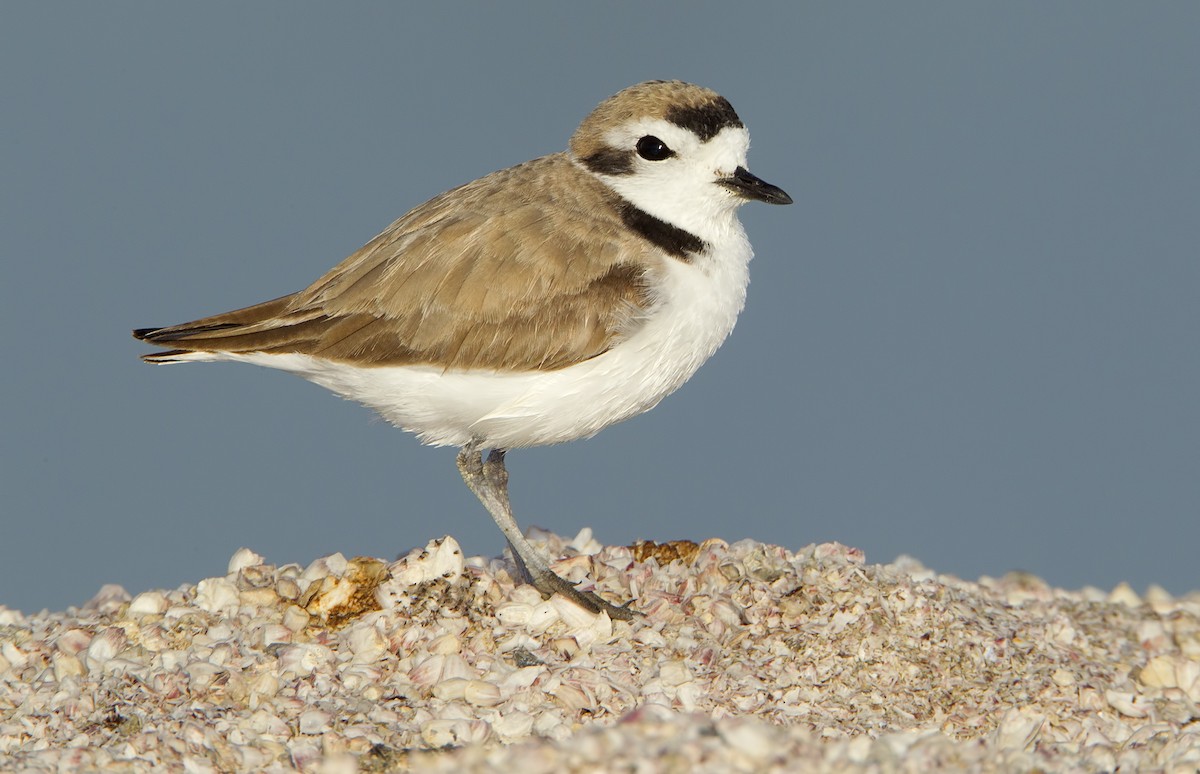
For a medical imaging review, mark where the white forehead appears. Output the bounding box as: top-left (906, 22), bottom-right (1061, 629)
top-left (603, 118), bottom-right (750, 171)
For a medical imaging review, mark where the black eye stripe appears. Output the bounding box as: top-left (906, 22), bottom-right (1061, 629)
top-left (581, 148), bottom-right (635, 176)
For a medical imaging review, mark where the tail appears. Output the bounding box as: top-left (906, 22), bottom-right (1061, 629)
top-left (133, 294), bottom-right (306, 363)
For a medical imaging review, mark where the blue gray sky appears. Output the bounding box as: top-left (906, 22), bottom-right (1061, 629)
top-left (2, 4), bottom-right (1197, 613)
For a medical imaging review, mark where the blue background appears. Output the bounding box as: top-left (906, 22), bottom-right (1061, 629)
top-left (2, 3), bottom-right (1197, 612)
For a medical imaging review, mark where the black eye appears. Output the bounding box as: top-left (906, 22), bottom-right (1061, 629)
top-left (636, 135), bottom-right (674, 161)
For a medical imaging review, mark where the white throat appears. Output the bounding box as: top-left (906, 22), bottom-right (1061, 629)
top-left (605, 127), bottom-right (750, 242)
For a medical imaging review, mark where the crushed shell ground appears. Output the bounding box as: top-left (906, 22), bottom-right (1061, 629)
top-left (2, 530), bottom-right (1200, 772)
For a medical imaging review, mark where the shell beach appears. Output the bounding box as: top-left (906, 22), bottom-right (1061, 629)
top-left (2, 530), bottom-right (1199, 772)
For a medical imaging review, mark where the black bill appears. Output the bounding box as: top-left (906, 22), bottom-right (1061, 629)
top-left (718, 165), bottom-right (793, 205)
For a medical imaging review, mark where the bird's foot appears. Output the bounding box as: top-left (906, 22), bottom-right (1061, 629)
top-left (529, 567), bottom-right (640, 621)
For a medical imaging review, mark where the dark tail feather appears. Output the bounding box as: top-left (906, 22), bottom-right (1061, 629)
top-left (133, 322), bottom-right (243, 343)
top-left (138, 348), bottom-right (200, 364)
top-left (133, 294), bottom-right (299, 361)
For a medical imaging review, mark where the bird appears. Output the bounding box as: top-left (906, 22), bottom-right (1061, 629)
top-left (134, 80), bottom-right (792, 620)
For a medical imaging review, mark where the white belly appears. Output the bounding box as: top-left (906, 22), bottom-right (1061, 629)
top-left (224, 242), bottom-right (751, 449)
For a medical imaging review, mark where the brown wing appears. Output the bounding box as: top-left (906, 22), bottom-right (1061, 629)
top-left (135, 154), bottom-right (657, 371)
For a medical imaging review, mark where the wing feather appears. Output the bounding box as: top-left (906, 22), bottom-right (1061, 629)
top-left (135, 154), bottom-right (657, 371)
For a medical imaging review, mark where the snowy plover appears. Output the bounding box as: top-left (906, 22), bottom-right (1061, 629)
top-left (135, 81), bottom-right (791, 619)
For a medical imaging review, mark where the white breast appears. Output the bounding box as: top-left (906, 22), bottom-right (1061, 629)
top-left (227, 230), bottom-right (753, 449)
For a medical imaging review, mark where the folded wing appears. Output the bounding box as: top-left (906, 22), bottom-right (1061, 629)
top-left (135, 155), bottom-right (655, 372)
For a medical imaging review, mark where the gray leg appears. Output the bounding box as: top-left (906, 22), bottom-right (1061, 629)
top-left (456, 443), bottom-right (637, 620)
